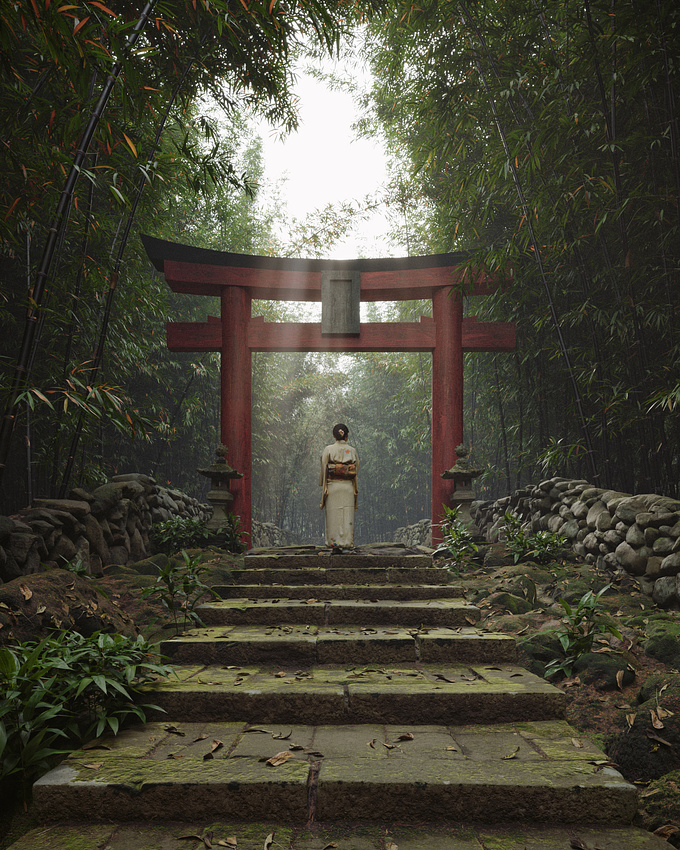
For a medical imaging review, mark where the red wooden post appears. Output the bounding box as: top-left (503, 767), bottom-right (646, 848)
top-left (220, 286), bottom-right (252, 541)
top-left (432, 287), bottom-right (464, 546)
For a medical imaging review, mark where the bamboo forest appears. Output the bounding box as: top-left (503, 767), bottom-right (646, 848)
top-left (0, 0), bottom-right (678, 543)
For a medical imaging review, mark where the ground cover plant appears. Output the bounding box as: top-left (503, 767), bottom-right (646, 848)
top-left (0, 631), bottom-right (172, 803)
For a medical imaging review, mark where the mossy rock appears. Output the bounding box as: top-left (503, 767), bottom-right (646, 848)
top-left (483, 542), bottom-right (514, 568)
top-left (634, 769), bottom-right (680, 848)
top-left (606, 671), bottom-right (680, 782)
top-left (517, 631), bottom-right (563, 677)
top-left (572, 652), bottom-right (635, 691)
top-left (124, 553), bottom-right (170, 576)
top-left (487, 591), bottom-right (534, 615)
top-left (641, 617), bottom-right (680, 668)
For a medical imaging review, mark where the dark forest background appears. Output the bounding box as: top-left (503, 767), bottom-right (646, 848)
top-left (0, 0), bottom-right (678, 543)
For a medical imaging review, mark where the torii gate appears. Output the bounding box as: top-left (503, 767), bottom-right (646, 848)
top-left (142, 235), bottom-right (515, 545)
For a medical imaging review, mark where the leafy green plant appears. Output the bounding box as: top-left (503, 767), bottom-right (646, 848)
top-left (502, 511), bottom-right (566, 564)
top-left (434, 505), bottom-right (479, 569)
top-left (142, 550), bottom-right (214, 633)
top-left (210, 512), bottom-right (247, 555)
top-left (150, 517), bottom-right (212, 555)
top-left (545, 585), bottom-right (623, 679)
top-left (0, 631), bottom-right (171, 801)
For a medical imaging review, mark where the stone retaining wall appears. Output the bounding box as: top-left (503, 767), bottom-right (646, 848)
top-left (471, 478), bottom-right (680, 606)
top-left (0, 474), bottom-right (210, 583)
top-left (251, 520), bottom-right (300, 549)
top-left (391, 518), bottom-right (432, 548)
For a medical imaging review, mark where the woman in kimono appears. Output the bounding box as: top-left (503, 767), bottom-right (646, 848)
top-left (319, 423), bottom-right (358, 548)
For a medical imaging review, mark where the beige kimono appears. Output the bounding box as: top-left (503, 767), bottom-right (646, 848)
top-left (319, 439), bottom-right (358, 547)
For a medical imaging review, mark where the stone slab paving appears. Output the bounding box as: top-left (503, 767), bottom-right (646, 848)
top-left (160, 626), bottom-right (517, 666)
top-left (232, 568), bottom-right (449, 586)
top-left (33, 720), bottom-right (636, 825)
top-left (144, 663), bottom-right (565, 725)
top-left (197, 599), bottom-right (480, 628)
top-left (7, 822), bottom-right (670, 850)
top-left (215, 584), bottom-right (466, 600)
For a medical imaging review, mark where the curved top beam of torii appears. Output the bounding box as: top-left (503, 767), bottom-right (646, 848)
top-left (142, 234), bottom-right (515, 545)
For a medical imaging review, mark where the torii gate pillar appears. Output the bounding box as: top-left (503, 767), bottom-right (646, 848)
top-left (432, 287), bottom-right (463, 520)
top-left (220, 286), bottom-right (251, 528)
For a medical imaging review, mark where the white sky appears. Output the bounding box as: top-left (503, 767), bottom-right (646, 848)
top-left (254, 60), bottom-right (395, 260)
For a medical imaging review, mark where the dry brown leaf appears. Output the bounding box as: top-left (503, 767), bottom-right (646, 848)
top-left (368, 739), bottom-right (376, 749)
top-left (647, 730), bottom-right (673, 747)
top-left (244, 728), bottom-right (271, 734)
top-left (653, 824), bottom-right (680, 838)
top-left (83, 762), bottom-right (103, 769)
top-left (36, 604), bottom-right (46, 614)
top-left (272, 730), bottom-right (292, 740)
top-left (193, 733), bottom-right (209, 742)
top-left (167, 753), bottom-right (185, 759)
top-left (383, 743), bottom-right (397, 750)
top-left (385, 843), bottom-right (398, 850)
top-left (650, 709), bottom-right (665, 730)
top-left (569, 839), bottom-right (590, 850)
top-left (203, 740), bottom-right (224, 760)
top-left (464, 616), bottom-right (476, 625)
top-left (274, 671), bottom-right (286, 678)
top-left (164, 724), bottom-right (185, 736)
top-left (266, 750), bottom-right (294, 766)
top-left (264, 832), bottom-right (274, 850)
top-left (445, 746), bottom-right (458, 751)
top-left (658, 706), bottom-right (674, 719)
top-left (217, 838), bottom-right (237, 847)
top-left (616, 669), bottom-right (625, 690)
top-left (19, 583), bottom-right (32, 601)
top-left (395, 733), bottom-right (414, 741)
top-left (626, 713), bottom-right (636, 730)
top-left (501, 745), bottom-right (520, 760)
top-left (321, 843), bottom-right (338, 850)
top-left (571, 738), bottom-right (584, 748)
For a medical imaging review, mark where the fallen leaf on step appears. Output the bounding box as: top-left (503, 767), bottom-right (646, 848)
top-left (266, 750), bottom-right (295, 766)
top-left (321, 843), bottom-right (338, 850)
top-left (650, 709), bottom-right (665, 729)
top-left (383, 743), bottom-right (397, 750)
top-left (272, 730), bottom-right (292, 740)
top-left (217, 838), bottom-right (237, 847)
top-left (203, 740), bottom-right (224, 760)
top-left (264, 833), bottom-right (274, 850)
top-left (465, 616), bottom-right (476, 625)
top-left (193, 733), bottom-right (209, 742)
top-left (501, 746), bottom-right (520, 760)
top-left (164, 724), bottom-right (185, 736)
top-left (569, 839), bottom-right (590, 850)
top-left (434, 673), bottom-right (456, 683)
top-left (244, 728), bottom-right (271, 734)
top-left (626, 713), bottom-right (636, 730)
top-left (289, 743), bottom-right (304, 751)
top-left (167, 753), bottom-right (184, 759)
top-left (368, 739), bottom-right (376, 748)
top-left (19, 584), bottom-right (32, 601)
top-left (274, 671), bottom-right (286, 678)
top-left (571, 738), bottom-right (584, 748)
top-left (395, 733), bottom-right (414, 741)
top-left (445, 746), bottom-right (458, 751)
top-left (83, 763), bottom-right (102, 770)
top-left (616, 670), bottom-right (625, 690)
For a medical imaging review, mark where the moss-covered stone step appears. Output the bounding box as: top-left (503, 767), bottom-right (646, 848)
top-left (231, 567), bottom-right (450, 586)
top-left (244, 553), bottom-right (433, 569)
top-left (196, 598), bottom-right (480, 628)
top-left (144, 662), bottom-right (565, 725)
top-left (8, 820), bottom-right (670, 850)
top-left (214, 583), bottom-right (465, 601)
top-left (33, 720), bottom-right (637, 825)
top-left (160, 625), bottom-right (517, 666)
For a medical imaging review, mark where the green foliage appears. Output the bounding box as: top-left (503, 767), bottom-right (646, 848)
top-left (150, 517), bottom-right (212, 556)
top-left (434, 505), bottom-right (479, 569)
top-left (0, 632), bottom-right (171, 800)
top-left (210, 513), bottom-right (247, 555)
top-left (502, 511), bottom-right (566, 564)
top-left (545, 585), bottom-right (623, 679)
top-left (141, 550), bottom-right (214, 634)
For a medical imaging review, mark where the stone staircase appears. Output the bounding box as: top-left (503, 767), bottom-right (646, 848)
top-left (13, 546), bottom-right (668, 849)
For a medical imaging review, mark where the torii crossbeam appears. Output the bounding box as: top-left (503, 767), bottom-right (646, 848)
top-left (142, 235), bottom-right (515, 545)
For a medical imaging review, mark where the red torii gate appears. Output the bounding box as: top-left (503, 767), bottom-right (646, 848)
top-left (142, 235), bottom-right (515, 545)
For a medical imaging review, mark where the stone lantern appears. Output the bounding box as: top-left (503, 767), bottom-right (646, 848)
top-left (198, 445), bottom-right (243, 531)
top-left (441, 444), bottom-right (483, 526)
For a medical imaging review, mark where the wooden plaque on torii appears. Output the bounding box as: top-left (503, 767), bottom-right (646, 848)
top-left (142, 235), bottom-right (515, 545)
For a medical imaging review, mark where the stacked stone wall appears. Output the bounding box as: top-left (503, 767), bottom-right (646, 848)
top-left (250, 520), bottom-right (300, 549)
top-left (471, 478), bottom-right (680, 606)
top-left (391, 518), bottom-right (432, 548)
top-left (0, 474), bottom-right (210, 583)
